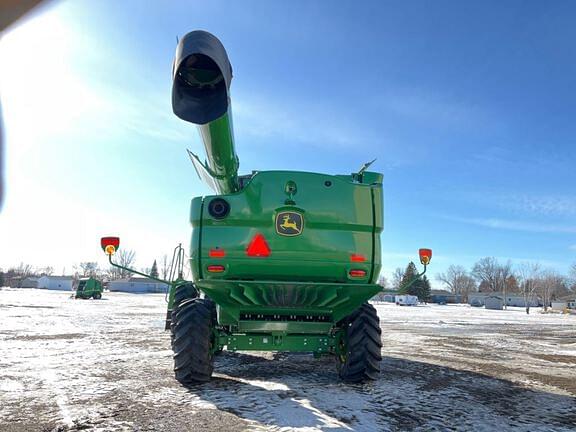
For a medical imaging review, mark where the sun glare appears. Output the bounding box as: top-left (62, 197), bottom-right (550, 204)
top-left (0, 10), bottom-right (104, 144)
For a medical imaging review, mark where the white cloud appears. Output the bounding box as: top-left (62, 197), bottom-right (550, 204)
top-left (233, 92), bottom-right (381, 151)
top-left (445, 215), bottom-right (576, 234)
top-left (495, 194), bottom-right (576, 217)
top-left (375, 87), bottom-right (488, 130)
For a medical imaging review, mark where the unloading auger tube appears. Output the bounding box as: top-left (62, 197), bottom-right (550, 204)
top-left (172, 30), bottom-right (239, 194)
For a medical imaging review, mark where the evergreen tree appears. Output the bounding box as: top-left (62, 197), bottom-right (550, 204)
top-left (150, 260), bottom-right (159, 278)
top-left (399, 262), bottom-right (431, 300)
top-left (399, 262), bottom-right (419, 295)
top-left (416, 275), bottom-right (431, 302)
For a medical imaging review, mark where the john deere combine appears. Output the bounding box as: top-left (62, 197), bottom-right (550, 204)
top-left (101, 30), bottom-right (431, 384)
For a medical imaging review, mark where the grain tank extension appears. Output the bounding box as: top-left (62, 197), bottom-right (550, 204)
top-left (103, 30), bottom-right (432, 384)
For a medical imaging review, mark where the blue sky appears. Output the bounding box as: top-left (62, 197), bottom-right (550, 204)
top-left (1, 0), bottom-right (575, 284)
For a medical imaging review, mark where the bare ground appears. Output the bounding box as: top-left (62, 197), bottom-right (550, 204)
top-left (1, 288), bottom-right (574, 431)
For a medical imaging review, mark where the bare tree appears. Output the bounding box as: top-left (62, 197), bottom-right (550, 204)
top-left (517, 262), bottom-right (541, 314)
top-left (13, 262), bottom-right (33, 277)
top-left (378, 274), bottom-right (389, 289)
top-left (472, 257), bottom-right (513, 309)
top-left (38, 266), bottom-right (54, 276)
top-left (498, 261), bottom-right (514, 309)
top-left (570, 262), bottom-right (576, 290)
top-left (472, 257), bottom-right (498, 292)
top-left (79, 262), bottom-right (99, 277)
top-left (392, 267), bottom-right (404, 290)
top-left (371, 274), bottom-right (389, 302)
top-left (161, 254), bottom-right (170, 280)
top-left (109, 249), bottom-right (136, 279)
top-left (505, 275), bottom-right (520, 294)
top-left (436, 265), bottom-right (477, 302)
top-left (539, 271), bottom-right (565, 312)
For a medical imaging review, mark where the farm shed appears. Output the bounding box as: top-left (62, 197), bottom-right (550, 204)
top-left (485, 296), bottom-right (504, 310)
top-left (108, 277), bottom-right (169, 293)
top-left (37, 276), bottom-right (74, 291)
top-left (469, 292), bottom-right (540, 308)
top-left (429, 290), bottom-right (463, 304)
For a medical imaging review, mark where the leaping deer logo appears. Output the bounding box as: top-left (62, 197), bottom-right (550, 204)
top-left (276, 212), bottom-right (303, 236)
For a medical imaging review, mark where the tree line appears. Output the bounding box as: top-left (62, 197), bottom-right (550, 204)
top-left (377, 257), bottom-right (576, 312)
top-left (0, 250), bottom-right (184, 287)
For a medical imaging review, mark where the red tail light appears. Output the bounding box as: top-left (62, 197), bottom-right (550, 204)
top-left (246, 233), bottom-right (271, 257)
top-left (207, 265), bottom-right (225, 273)
top-left (209, 248), bottom-right (226, 258)
top-left (350, 254), bottom-right (366, 262)
top-left (349, 269), bottom-right (367, 278)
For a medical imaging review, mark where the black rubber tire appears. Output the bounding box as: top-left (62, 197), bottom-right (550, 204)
top-left (170, 283), bottom-right (199, 344)
top-left (172, 298), bottom-right (215, 384)
top-left (93, 293), bottom-right (102, 300)
top-left (173, 283), bottom-right (199, 309)
top-left (204, 297), bottom-right (222, 355)
top-left (336, 303), bottom-right (382, 383)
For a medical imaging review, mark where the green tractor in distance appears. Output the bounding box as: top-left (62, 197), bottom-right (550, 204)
top-left (101, 30), bottom-right (431, 384)
top-left (75, 277), bottom-right (103, 300)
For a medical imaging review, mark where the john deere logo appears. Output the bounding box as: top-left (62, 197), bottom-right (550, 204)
top-left (276, 212), bottom-right (303, 236)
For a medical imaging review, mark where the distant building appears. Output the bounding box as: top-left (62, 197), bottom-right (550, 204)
top-left (380, 293), bottom-right (396, 302)
top-left (108, 277), bottom-right (168, 293)
top-left (551, 301), bottom-right (568, 311)
top-left (468, 292), bottom-right (540, 308)
top-left (484, 296), bottom-right (504, 310)
top-left (37, 276), bottom-right (74, 291)
top-left (20, 277), bottom-right (38, 288)
top-left (429, 290), bottom-right (463, 304)
top-left (5, 276), bottom-right (24, 288)
top-left (507, 295), bottom-right (540, 308)
top-left (372, 290), bottom-right (398, 303)
top-left (554, 294), bottom-right (576, 310)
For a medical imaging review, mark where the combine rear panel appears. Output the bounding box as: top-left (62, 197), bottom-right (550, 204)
top-left (191, 170), bottom-right (383, 325)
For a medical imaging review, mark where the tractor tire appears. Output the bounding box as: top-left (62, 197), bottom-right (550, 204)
top-left (172, 298), bottom-right (215, 384)
top-left (336, 303), bottom-right (382, 383)
top-left (170, 283), bottom-right (199, 342)
top-left (173, 283), bottom-right (199, 310)
top-left (204, 297), bottom-right (222, 355)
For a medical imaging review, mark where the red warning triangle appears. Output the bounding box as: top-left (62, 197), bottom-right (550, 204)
top-left (246, 233), bottom-right (271, 257)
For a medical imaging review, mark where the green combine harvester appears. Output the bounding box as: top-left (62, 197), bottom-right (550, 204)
top-left (75, 277), bottom-right (103, 300)
top-left (101, 30), bottom-right (431, 384)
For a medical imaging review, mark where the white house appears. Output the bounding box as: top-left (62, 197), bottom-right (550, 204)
top-left (108, 277), bottom-right (168, 293)
top-left (469, 292), bottom-right (540, 308)
top-left (37, 276), bottom-right (74, 291)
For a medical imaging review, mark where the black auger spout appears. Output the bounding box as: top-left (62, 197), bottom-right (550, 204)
top-left (172, 30), bottom-right (239, 194)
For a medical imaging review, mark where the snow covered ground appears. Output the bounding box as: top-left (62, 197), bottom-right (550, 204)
top-left (1, 288), bottom-right (575, 431)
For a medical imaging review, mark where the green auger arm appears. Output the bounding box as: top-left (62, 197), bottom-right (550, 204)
top-left (100, 237), bottom-right (196, 329)
top-left (101, 236), bottom-right (172, 285)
